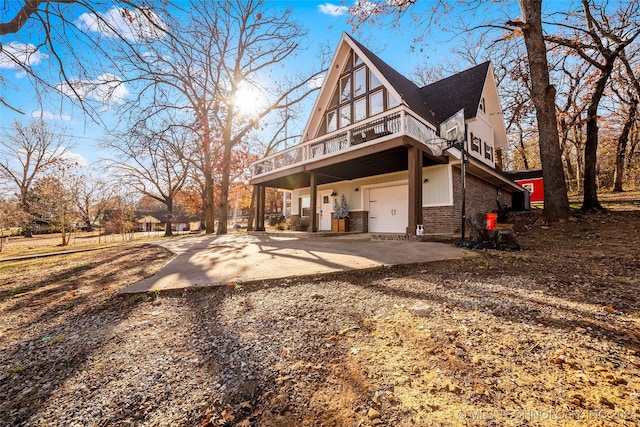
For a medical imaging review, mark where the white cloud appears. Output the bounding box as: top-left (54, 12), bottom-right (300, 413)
top-left (318, 3), bottom-right (349, 16)
top-left (31, 110), bottom-right (72, 121)
top-left (75, 6), bottom-right (166, 43)
top-left (56, 73), bottom-right (129, 105)
top-left (0, 42), bottom-right (48, 70)
top-left (61, 151), bottom-right (89, 168)
top-left (309, 75), bottom-right (325, 89)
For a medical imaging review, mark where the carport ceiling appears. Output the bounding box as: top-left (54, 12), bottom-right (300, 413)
top-left (256, 147), bottom-right (443, 189)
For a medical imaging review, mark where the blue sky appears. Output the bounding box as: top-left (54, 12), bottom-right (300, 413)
top-left (0, 0), bottom-right (514, 166)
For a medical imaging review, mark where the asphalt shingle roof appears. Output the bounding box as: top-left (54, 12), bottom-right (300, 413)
top-left (420, 61), bottom-right (491, 123)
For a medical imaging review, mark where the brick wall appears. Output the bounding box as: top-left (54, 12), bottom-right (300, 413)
top-left (421, 168), bottom-right (514, 235)
top-left (348, 211), bottom-right (368, 233)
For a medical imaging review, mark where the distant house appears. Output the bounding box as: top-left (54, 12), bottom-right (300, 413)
top-left (137, 215), bottom-right (163, 232)
top-left (503, 169), bottom-right (544, 204)
top-left (135, 211), bottom-right (199, 233)
top-left (250, 33), bottom-right (525, 235)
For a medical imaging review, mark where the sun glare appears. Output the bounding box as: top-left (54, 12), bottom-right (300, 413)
top-left (233, 83), bottom-right (264, 116)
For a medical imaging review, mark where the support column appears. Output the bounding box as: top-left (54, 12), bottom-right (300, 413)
top-left (309, 173), bottom-right (318, 232)
top-left (407, 145), bottom-right (423, 235)
top-left (256, 185), bottom-right (266, 231)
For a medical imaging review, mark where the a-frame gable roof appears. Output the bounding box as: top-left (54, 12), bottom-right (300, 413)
top-left (346, 35), bottom-right (438, 126)
top-left (301, 34), bottom-right (493, 141)
top-left (420, 61), bottom-right (491, 124)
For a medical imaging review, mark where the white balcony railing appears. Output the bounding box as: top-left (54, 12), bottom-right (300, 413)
top-left (252, 107), bottom-right (440, 177)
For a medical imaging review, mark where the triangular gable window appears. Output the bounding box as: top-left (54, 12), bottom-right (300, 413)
top-left (321, 51), bottom-right (398, 136)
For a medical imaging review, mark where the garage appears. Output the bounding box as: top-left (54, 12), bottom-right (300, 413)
top-left (368, 185), bottom-right (408, 233)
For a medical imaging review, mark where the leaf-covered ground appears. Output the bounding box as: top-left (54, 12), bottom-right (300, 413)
top-left (1, 205), bottom-right (639, 426)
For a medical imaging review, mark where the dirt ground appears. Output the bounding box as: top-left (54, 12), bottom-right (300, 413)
top-left (1, 197), bottom-right (639, 426)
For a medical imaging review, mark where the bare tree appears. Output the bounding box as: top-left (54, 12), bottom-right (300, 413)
top-left (70, 170), bottom-right (113, 232)
top-left (610, 58), bottom-right (639, 192)
top-left (106, 124), bottom-right (191, 237)
top-left (544, 0), bottom-right (640, 210)
top-left (27, 172), bottom-right (76, 246)
top-left (502, 0), bottom-right (569, 221)
top-left (0, 1), bottom-right (167, 117)
top-left (113, 0), bottom-right (328, 235)
top-left (553, 52), bottom-right (590, 192)
top-left (0, 119), bottom-right (73, 236)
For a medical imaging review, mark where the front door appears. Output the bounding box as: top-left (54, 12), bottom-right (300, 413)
top-left (369, 185), bottom-right (408, 233)
top-left (318, 190), bottom-right (333, 231)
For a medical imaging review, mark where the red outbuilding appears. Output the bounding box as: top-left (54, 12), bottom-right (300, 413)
top-left (504, 169), bottom-right (544, 203)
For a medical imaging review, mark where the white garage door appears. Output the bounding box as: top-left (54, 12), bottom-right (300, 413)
top-left (369, 185), bottom-right (408, 233)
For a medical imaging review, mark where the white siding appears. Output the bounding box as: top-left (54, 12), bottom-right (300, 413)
top-left (467, 118), bottom-right (495, 167)
top-left (422, 165), bottom-right (452, 206)
top-left (292, 164), bottom-right (453, 215)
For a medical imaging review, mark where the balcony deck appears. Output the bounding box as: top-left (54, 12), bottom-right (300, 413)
top-left (251, 107), bottom-right (444, 186)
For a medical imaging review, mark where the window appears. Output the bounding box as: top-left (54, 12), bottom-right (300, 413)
top-left (340, 75), bottom-right (352, 102)
top-left (300, 197), bottom-right (310, 217)
top-left (484, 142), bottom-right (493, 160)
top-left (479, 97), bottom-right (486, 113)
top-left (370, 90), bottom-right (383, 116)
top-left (323, 51), bottom-right (396, 134)
top-left (388, 92), bottom-right (399, 109)
top-left (370, 70), bottom-right (381, 90)
top-left (354, 98), bottom-right (367, 122)
top-left (327, 111), bottom-right (337, 132)
top-left (354, 67), bottom-right (366, 97)
top-left (328, 86), bottom-right (339, 109)
top-left (339, 104), bottom-right (351, 128)
top-left (471, 133), bottom-right (480, 153)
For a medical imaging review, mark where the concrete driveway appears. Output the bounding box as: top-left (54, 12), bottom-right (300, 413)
top-left (120, 233), bottom-right (472, 294)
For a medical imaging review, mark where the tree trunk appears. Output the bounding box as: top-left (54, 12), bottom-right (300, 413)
top-left (564, 156), bottom-right (576, 192)
top-left (582, 76), bottom-right (609, 210)
top-left (19, 187), bottom-right (33, 237)
top-left (517, 124), bottom-right (529, 169)
top-left (613, 100), bottom-right (637, 192)
top-left (247, 185), bottom-right (257, 232)
top-left (518, 0), bottom-right (570, 221)
top-left (217, 139), bottom-right (232, 235)
top-left (201, 119), bottom-right (216, 234)
top-left (164, 197), bottom-right (174, 237)
top-left (204, 172), bottom-right (215, 234)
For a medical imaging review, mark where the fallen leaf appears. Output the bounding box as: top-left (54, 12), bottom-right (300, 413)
top-left (604, 305), bottom-right (615, 313)
top-left (220, 404), bottom-right (235, 423)
top-left (281, 347), bottom-right (291, 356)
top-left (236, 420), bottom-right (251, 427)
top-left (239, 401), bottom-right (252, 409)
top-left (277, 376), bottom-right (291, 385)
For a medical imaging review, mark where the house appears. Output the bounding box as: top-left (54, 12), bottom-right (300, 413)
top-left (503, 169), bottom-right (543, 204)
top-left (250, 33), bottom-right (525, 236)
top-left (137, 215), bottom-right (162, 232)
top-left (135, 211), bottom-right (199, 233)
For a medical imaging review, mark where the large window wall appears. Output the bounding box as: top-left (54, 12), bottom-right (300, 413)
top-left (323, 51), bottom-right (399, 135)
